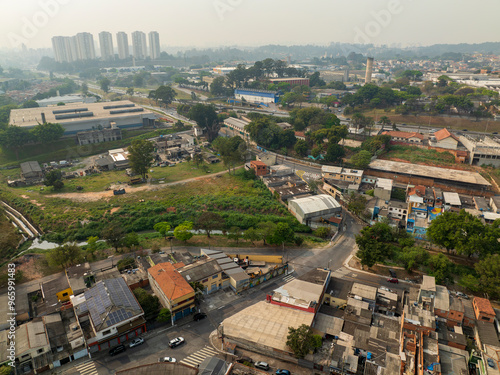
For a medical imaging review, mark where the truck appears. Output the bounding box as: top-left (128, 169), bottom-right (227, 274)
top-left (129, 178), bottom-right (144, 185)
top-left (113, 188), bottom-right (126, 195)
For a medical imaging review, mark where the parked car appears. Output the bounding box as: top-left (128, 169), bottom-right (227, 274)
top-left (389, 269), bottom-right (397, 278)
top-left (129, 337), bottom-right (144, 348)
top-left (168, 337), bottom-right (185, 348)
top-left (276, 370), bottom-right (291, 375)
top-left (387, 278), bottom-right (399, 284)
top-left (236, 356), bottom-right (253, 364)
top-left (159, 357), bottom-right (176, 363)
top-left (255, 361), bottom-right (270, 371)
top-left (109, 345), bottom-right (126, 356)
top-left (193, 313), bottom-right (207, 321)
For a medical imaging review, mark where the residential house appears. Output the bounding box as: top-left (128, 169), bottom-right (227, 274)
top-left (72, 278), bottom-right (146, 353)
top-left (323, 178), bottom-right (353, 202)
top-left (321, 166), bottom-right (363, 185)
top-left (431, 128), bottom-right (459, 150)
top-left (178, 258), bottom-right (224, 295)
top-left (148, 262), bottom-right (195, 321)
top-left (382, 130), bottom-right (424, 144)
top-left (20, 161), bottom-right (43, 180)
top-left (474, 196), bottom-right (490, 212)
top-left (249, 160), bottom-right (268, 176)
top-left (201, 249), bottom-right (249, 293)
top-left (490, 196), bottom-right (500, 213)
top-left (443, 192), bottom-right (462, 212)
top-left (373, 178), bottom-right (392, 201)
top-left (65, 263), bottom-right (93, 296)
top-left (473, 297), bottom-right (496, 323)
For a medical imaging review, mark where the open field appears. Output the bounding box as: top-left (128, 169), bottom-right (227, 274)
top-left (0, 170), bottom-right (305, 244)
top-left (362, 109), bottom-right (499, 132)
top-left (381, 145), bottom-right (457, 166)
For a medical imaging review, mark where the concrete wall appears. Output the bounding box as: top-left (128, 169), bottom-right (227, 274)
top-left (227, 254), bottom-right (283, 264)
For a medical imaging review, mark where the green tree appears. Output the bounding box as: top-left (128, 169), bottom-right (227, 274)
top-left (195, 212), bottom-right (225, 238)
top-left (210, 76), bottom-right (229, 96)
top-left (99, 77), bottom-right (111, 93)
top-left (126, 87), bottom-right (134, 95)
top-left (257, 221), bottom-right (277, 245)
top-left (117, 257), bottom-right (135, 272)
top-left (44, 170), bottom-right (64, 190)
top-left (398, 246), bottom-right (429, 271)
top-left (174, 221), bottom-right (194, 243)
top-left (149, 85), bottom-right (176, 106)
top-left (228, 226), bottom-right (243, 244)
top-left (324, 143), bottom-right (345, 163)
top-left (128, 139), bottom-right (154, 179)
top-left (30, 122), bottom-right (64, 144)
top-left (188, 104), bottom-right (220, 142)
top-left (156, 308), bottom-right (172, 323)
top-left (309, 71), bottom-right (326, 87)
top-left (426, 211), bottom-right (461, 253)
top-left (101, 224), bottom-right (124, 251)
top-left (269, 222), bottom-right (295, 252)
top-left (81, 82), bottom-right (89, 95)
top-left (428, 253), bottom-right (454, 284)
top-left (22, 100), bottom-right (39, 108)
top-left (0, 125), bottom-right (32, 159)
top-left (86, 236), bottom-right (99, 258)
top-left (350, 150), bottom-right (372, 169)
top-left (244, 227), bottom-right (260, 244)
top-left (474, 254), bottom-right (500, 299)
top-left (134, 288), bottom-right (160, 318)
top-left (286, 324), bottom-right (317, 359)
top-left (355, 223), bottom-right (393, 268)
top-left (46, 243), bottom-right (82, 268)
top-left (294, 139), bottom-right (308, 156)
top-left (212, 136), bottom-right (246, 173)
top-left (313, 227), bottom-right (330, 239)
top-left (124, 232), bottom-right (140, 249)
top-left (153, 222), bottom-right (171, 239)
top-left (347, 192), bottom-right (367, 217)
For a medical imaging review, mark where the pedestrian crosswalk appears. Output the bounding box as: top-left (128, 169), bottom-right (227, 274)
top-left (283, 274), bottom-right (295, 283)
top-left (74, 361), bottom-right (98, 375)
top-left (179, 346), bottom-right (218, 367)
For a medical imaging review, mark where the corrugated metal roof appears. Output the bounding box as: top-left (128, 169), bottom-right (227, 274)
top-left (290, 194), bottom-right (341, 214)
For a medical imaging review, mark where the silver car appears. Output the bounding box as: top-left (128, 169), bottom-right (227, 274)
top-left (129, 337), bottom-right (144, 348)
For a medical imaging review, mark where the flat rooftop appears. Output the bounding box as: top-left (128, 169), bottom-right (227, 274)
top-left (222, 301), bottom-right (314, 352)
top-left (368, 159), bottom-right (491, 186)
top-left (9, 100), bottom-right (154, 127)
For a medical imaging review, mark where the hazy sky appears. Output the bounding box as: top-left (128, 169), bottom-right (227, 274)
top-left (1, 0), bottom-right (499, 50)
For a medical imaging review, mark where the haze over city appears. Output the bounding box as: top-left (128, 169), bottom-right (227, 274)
top-left (1, 0), bottom-right (500, 50)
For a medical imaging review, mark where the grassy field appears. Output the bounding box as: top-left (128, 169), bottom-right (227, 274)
top-left (382, 145), bottom-right (457, 166)
top-left (362, 109), bottom-right (499, 133)
top-left (0, 170), bottom-right (304, 244)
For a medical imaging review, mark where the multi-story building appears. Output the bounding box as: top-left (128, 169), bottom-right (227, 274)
top-left (148, 31), bottom-right (160, 59)
top-left (131, 31), bottom-right (147, 59)
top-left (178, 258), bottom-right (224, 295)
top-left (148, 262), bottom-right (195, 321)
top-left (321, 166), bottom-right (363, 185)
top-left (75, 32), bottom-right (96, 60)
top-left (98, 31), bottom-right (114, 60)
top-left (116, 32), bottom-right (129, 59)
top-left (52, 36), bottom-right (76, 63)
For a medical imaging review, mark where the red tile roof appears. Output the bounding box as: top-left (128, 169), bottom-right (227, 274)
top-left (173, 262), bottom-right (185, 269)
top-left (148, 262), bottom-right (194, 301)
top-left (382, 130), bottom-right (424, 140)
top-left (474, 296), bottom-right (495, 316)
top-left (433, 128), bottom-right (459, 142)
top-left (250, 160), bottom-right (267, 167)
top-left (294, 131), bottom-right (306, 138)
top-left (408, 185), bottom-right (426, 197)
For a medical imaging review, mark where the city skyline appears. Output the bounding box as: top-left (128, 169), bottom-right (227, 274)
top-left (2, 0), bottom-right (499, 50)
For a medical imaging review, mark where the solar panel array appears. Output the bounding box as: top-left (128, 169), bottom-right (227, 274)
top-left (82, 282), bottom-right (113, 328)
top-left (105, 309), bottom-right (134, 327)
top-left (106, 278), bottom-right (140, 311)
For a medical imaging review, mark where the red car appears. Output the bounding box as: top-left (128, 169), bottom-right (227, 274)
top-left (387, 278), bottom-right (399, 284)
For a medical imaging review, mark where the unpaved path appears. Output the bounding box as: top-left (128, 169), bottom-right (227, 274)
top-left (48, 169), bottom-right (234, 202)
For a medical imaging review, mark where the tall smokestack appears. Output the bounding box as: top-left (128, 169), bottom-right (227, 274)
top-left (365, 57), bottom-right (374, 84)
top-left (41, 112), bottom-right (46, 124)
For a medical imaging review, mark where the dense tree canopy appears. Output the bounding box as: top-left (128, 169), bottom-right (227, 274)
top-left (188, 104), bottom-right (220, 142)
top-left (128, 139), bottom-right (155, 179)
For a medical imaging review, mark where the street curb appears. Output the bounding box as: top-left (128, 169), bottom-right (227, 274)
top-left (209, 331), bottom-right (237, 358)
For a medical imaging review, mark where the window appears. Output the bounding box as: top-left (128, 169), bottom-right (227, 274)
top-left (102, 329), bottom-right (111, 336)
top-left (62, 292), bottom-right (68, 297)
top-left (37, 349), bottom-right (44, 354)
top-left (212, 275), bottom-right (218, 279)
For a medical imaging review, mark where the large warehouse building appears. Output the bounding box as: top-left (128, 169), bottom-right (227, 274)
top-left (9, 100), bottom-right (156, 135)
top-left (288, 194), bottom-right (342, 227)
top-left (366, 159), bottom-right (493, 196)
top-left (234, 88), bottom-right (280, 104)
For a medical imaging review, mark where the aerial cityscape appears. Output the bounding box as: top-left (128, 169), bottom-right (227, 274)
top-left (1, 1), bottom-right (500, 375)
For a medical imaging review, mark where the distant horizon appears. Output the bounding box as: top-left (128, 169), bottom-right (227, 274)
top-left (1, 0), bottom-right (499, 51)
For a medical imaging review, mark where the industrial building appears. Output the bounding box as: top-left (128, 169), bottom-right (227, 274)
top-left (288, 194), bottom-right (342, 227)
top-left (267, 77), bottom-right (310, 86)
top-left (222, 117), bottom-right (249, 136)
top-left (36, 94), bottom-right (96, 107)
top-left (366, 159), bottom-right (492, 196)
top-left (9, 100), bottom-right (156, 135)
top-left (459, 133), bottom-right (500, 167)
top-left (234, 89), bottom-right (280, 104)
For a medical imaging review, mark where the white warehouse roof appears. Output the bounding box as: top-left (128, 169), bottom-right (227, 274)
top-left (443, 192), bottom-right (461, 206)
top-left (289, 194), bottom-right (341, 215)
